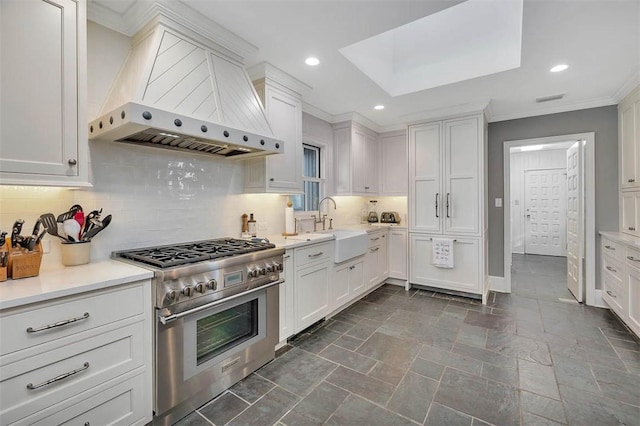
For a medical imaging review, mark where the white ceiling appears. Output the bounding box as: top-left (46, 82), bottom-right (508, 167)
top-left (89, 0), bottom-right (640, 129)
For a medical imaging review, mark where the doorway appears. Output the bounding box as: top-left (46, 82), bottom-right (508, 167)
top-left (503, 133), bottom-right (596, 305)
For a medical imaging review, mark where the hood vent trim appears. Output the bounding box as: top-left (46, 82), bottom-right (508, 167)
top-left (89, 15), bottom-right (282, 159)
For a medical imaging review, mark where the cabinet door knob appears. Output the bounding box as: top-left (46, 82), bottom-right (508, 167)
top-left (68, 159), bottom-right (77, 166)
top-left (269, 178), bottom-right (274, 182)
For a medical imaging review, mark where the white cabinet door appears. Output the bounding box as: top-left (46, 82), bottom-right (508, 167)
top-left (333, 127), bottom-right (351, 194)
top-left (410, 235), bottom-right (481, 293)
top-left (332, 123), bottom-right (379, 195)
top-left (364, 244), bottom-right (381, 289)
top-left (444, 117), bottom-right (479, 235)
top-left (620, 97), bottom-right (639, 190)
top-left (333, 264), bottom-right (351, 310)
top-left (409, 123), bottom-right (442, 233)
top-left (279, 250), bottom-right (295, 342)
top-left (388, 229), bottom-right (408, 280)
top-left (379, 231), bottom-right (389, 279)
top-left (0, 0), bottom-right (87, 185)
top-left (295, 262), bottom-right (331, 331)
top-left (622, 192), bottom-right (640, 236)
top-left (351, 129), bottom-right (367, 193)
top-left (350, 259), bottom-right (366, 297)
top-left (380, 131), bottom-right (408, 195)
top-left (364, 133), bottom-right (380, 193)
top-left (627, 265), bottom-right (640, 336)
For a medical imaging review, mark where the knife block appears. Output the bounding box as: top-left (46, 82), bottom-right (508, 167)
top-left (6, 241), bottom-right (43, 279)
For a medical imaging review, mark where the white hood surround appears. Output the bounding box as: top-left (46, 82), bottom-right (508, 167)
top-left (89, 13), bottom-right (282, 158)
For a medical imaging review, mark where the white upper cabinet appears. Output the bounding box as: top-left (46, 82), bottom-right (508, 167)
top-left (0, 0), bottom-right (89, 186)
top-left (333, 122), bottom-right (379, 195)
top-left (380, 130), bottom-right (408, 195)
top-left (244, 64), bottom-right (308, 194)
top-left (409, 116), bottom-right (482, 236)
top-left (619, 87), bottom-right (640, 191)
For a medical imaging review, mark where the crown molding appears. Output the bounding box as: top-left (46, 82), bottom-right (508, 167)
top-left (247, 62), bottom-right (312, 98)
top-left (612, 72), bottom-right (640, 104)
top-left (401, 100), bottom-right (490, 126)
top-left (87, 0), bottom-right (258, 63)
top-left (302, 102), bottom-right (333, 123)
top-left (489, 97), bottom-right (616, 123)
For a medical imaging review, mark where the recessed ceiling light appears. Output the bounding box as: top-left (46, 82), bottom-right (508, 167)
top-left (550, 64), bottom-right (569, 73)
top-left (374, 105), bottom-right (385, 110)
top-left (305, 57), bottom-right (320, 66)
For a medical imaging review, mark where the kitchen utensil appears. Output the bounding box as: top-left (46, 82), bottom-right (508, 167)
top-left (63, 219), bottom-right (81, 242)
top-left (40, 213), bottom-right (68, 242)
top-left (56, 204), bottom-right (83, 223)
top-left (11, 220), bottom-right (25, 248)
top-left (83, 209), bottom-right (102, 234)
top-left (81, 215), bottom-right (111, 241)
top-left (34, 228), bottom-right (47, 246)
top-left (74, 211), bottom-right (85, 230)
top-left (0, 231), bottom-right (7, 248)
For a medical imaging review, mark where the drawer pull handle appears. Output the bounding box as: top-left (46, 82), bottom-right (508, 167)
top-left (604, 245), bottom-right (615, 250)
top-left (308, 252), bottom-right (324, 258)
top-left (606, 266), bottom-right (617, 273)
top-left (627, 256), bottom-right (640, 262)
top-left (283, 255), bottom-right (291, 259)
top-left (371, 237), bottom-right (380, 241)
top-left (629, 179), bottom-right (635, 183)
top-left (370, 247), bottom-right (380, 252)
top-left (629, 227), bottom-right (636, 231)
top-left (26, 362), bottom-right (90, 390)
top-left (606, 290), bottom-right (616, 298)
top-left (26, 312), bottom-right (90, 333)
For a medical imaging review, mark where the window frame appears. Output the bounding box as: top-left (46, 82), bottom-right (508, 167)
top-left (293, 139), bottom-right (328, 216)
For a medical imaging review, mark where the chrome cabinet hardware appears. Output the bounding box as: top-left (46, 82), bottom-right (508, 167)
top-left (629, 227), bottom-right (636, 231)
top-left (606, 290), bottom-right (616, 298)
top-left (370, 247), bottom-right (379, 252)
top-left (283, 255), bottom-right (291, 259)
top-left (627, 256), bottom-right (640, 262)
top-left (68, 158), bottom-right (77, 166)
top-left (27, 362), bottom-right (89, 390)
top-left (308, 252), bottom-right (323, 258)
top-left (349, 265), bottom-right (355, 270)
top-left (435, 193), bottom-right (439, 218)
top-left (26, 312), bottom-right (90, 333)
top-left (606, 266), bottom-right (617, 272)
top-left (371, 237), bottom-right (380, 241)
top-left (604, 245), bottom-right (615, 250)
top-left (628, 179), bottom-right (635, 183)
top-left (446, 193), bottom-right (450, 218)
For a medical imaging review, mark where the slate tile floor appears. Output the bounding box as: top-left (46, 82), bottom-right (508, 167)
top-left (177, 255), bottom-right (640, 425)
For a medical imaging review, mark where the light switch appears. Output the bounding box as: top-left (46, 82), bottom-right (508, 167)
top-left (495, 198), bottom-right (503, 208)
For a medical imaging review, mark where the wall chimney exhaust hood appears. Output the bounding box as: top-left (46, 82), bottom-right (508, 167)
top-left (89, 14), bottom-right (283, 159)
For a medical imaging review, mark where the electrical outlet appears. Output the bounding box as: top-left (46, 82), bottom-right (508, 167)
top-left (495, 198), bottom-right (503, 208)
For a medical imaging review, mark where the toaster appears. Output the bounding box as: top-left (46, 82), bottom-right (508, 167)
top-left (380, 211), bottom-right (401, 224)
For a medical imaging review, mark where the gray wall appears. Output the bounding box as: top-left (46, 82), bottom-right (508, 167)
top-left (488, 106), bottom-right (619, 282)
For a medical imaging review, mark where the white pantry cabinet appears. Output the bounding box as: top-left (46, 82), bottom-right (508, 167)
top-left (619, 87), bottom-right (640, 191)
top-left (245, 66), bottom-right (305, 194)
top-left (0, 0), bottom-right (89, 187)
top-left (0, 280), bottom-right (152, 426)
top-left (380, 130), bottom-right (408, 195)
top-left (333, 122), bottom-right (379, 195)
top-left (408, 113), bottom-right (488, 301)
top-left (388, 228), bottom-right (408, 280)
top-left (278, 249), bottom-right (295, 343)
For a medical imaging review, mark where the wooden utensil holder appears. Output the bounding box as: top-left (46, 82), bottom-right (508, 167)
top-left (6, 242), bottom-right (43, 279)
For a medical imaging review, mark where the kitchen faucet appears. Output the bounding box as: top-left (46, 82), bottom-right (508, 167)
top-left (316, 197), bottom-right (337, 230)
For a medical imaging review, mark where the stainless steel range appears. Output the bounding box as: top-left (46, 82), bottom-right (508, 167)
top-left (113, 238), bottom-right (284, 425)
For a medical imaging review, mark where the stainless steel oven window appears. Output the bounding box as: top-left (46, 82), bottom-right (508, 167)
top-left (182, 290), bottom-right (267, 380)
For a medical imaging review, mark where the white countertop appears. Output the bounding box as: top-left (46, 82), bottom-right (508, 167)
top-left (0, 260), bottom-right (154, 311)
top-left (268, 233), bottom-right (335, 249)
top-left (600, 231), bottom-right (640, 248)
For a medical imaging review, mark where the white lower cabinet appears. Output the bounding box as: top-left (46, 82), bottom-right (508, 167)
top-left (409, 235), bottom-right (482, 294)
top-left (628, 268), bottom-right (640, 336)
top-left (333, 257), bottom-right (365, 311)
top-left (0, 280), bottom-right (152, 426)
top-left (278, 249), bottom-right (295, 343)
top-left (364, 230), bottom-right (389, 289)
top-left (293, 242), bottom-right (332, 333)
top-left (388, 229), bottom-right (407, 280)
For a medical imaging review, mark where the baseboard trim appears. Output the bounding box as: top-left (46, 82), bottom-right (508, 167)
top-left (384, 278), bottom-right (407, 287)
top-left (489, 275), bottom-right (509, 293)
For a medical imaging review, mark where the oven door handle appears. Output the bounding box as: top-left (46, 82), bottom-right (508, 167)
top-left (158, 279), bottom-right (284, 325)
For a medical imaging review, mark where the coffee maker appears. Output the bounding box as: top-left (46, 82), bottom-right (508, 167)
top-left (367, 200), bottom-right (379, 223)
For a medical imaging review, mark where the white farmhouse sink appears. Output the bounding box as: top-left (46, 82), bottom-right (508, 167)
top-left (327, 230), bottom-right (368, 263)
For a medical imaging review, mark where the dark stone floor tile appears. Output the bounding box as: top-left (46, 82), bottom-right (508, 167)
top-left (601, 326), bottom-right (640, 342)
top-left (346, 320), bottom-right (381, 340)
top-left (520, 391), bottom-right (567, 424)
top-left (333, 334), bottom-right (364, 351)
top-left (418, 345), bottom-right (482, 376)
top-left (481, 363), bottom-right (518, 387)
top-left (522, 412), bottom-right (565, 425)
top-left (425, 402), bottom-right (473, 426)
top-left (368, 362), bottom-right (407, 386)
top-left (518, 358), bottom-right (560, 400)
top-left (318, 344), bottom-right (377, 373)
top-left (332, 311), bottom-right (361, 325)
top-left (552, 354), bottom-right (600, 394)
top-left (227, 387), bottom-right (299, 426)
top-left (199, 392), bottom-right (249, 425)
top-left (464, 310), bottom-right (518, 333)
top-left (280, 381), bottom-right (349, 426)
top-left (386, 372), bottom-right (438, 423)
top-left (456, 324), bottom-right (488, 348)
top-left (323, 319), bottom-right (353, 334)
top-left (486, 330), bottom-right (552, 365)
top-left (591, 364), bottom-right (640, 406)
top-left (257, 347), bottom-right (337, 396)
top-left (361, 290), bottom-right (393, 304)
top-left (291, 327), bottom-right (342, 354)
top-left (559, 384), bottom-right (640, 426)
top-left (347, 301), bottom-right (396, 321)
top-left (326, 394), bottom-right (415, 426)
top-left (434, 368), bottom-right (520, 425)
top-left (435, 315), bottom-right (465, 333)
top-left (174, 412), bottom-right (211, 426)
top-left (229, 373), bottom-right (275, 403)
top-left (410, 357), bottom-right (445, 381)
top-left (402, 324), bottom-right (457, 350)
top-left (616, 347), bottom-right (640, 374)
top-left (453, 342), bottom-right (517, 367)
top-left (608, 336), bottom-right (640, 352)
top-left (471, 418), bottom-right (493, 426)
top-left (356, 332), bottom-right (422, 369)
top-left (443, 304), bottom-right (470, 319)
top-left (325, 366), bottom-right (396, 406)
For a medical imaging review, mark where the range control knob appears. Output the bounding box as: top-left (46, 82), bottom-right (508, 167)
top-left (248, 269), bottom-right (258, 278)
top-left (276, 263), bottom-right (284, 272)
top-left (207, 279), bottom-right (217, 290)
top-left (259, 268), bottom-right (267, 275)
top-left (195, 282), bottom-right (206, 293)
top-left (266, 265), bottom-right (274, 273)
top-left (166, 290), bottom-right (178, 302)
top-left (182, 286), bottom-right (194, 297)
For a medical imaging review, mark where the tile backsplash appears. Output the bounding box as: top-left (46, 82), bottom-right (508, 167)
top-left (0, 141), bottom-right (407, 269)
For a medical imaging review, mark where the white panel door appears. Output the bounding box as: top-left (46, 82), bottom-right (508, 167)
top-left (409, 123), bottom-right (442, 233)
top-left (566, 142), bottom-right (584, 302)
top-left (524, 168), bottom-right (567, 256)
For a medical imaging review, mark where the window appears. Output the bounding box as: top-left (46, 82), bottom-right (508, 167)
top-left (292, 144), bottom-right (323, 211)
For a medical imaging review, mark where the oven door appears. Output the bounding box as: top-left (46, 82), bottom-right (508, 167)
top-left (155, 281), bottom-right (279, 423)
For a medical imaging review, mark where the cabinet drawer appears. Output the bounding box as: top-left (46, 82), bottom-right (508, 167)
top-left (602, 255), bottom-right (624, 282)
top-left (602, 273), bottom-right (626, 317)
top-left (0, 283), bottom-right (145, 355)
top-left (29, 373), bottom-right (147, 426)
top-left (601, 239), bottom-right (624, 261)
top-left (626, 246), bottom-right (640, 269)
top-left (368, 231), bottom-right (386, 248)
top-left (295, 242), bottom-right (331, 268)
top-left (0, 321), bottom-right (144, 425)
